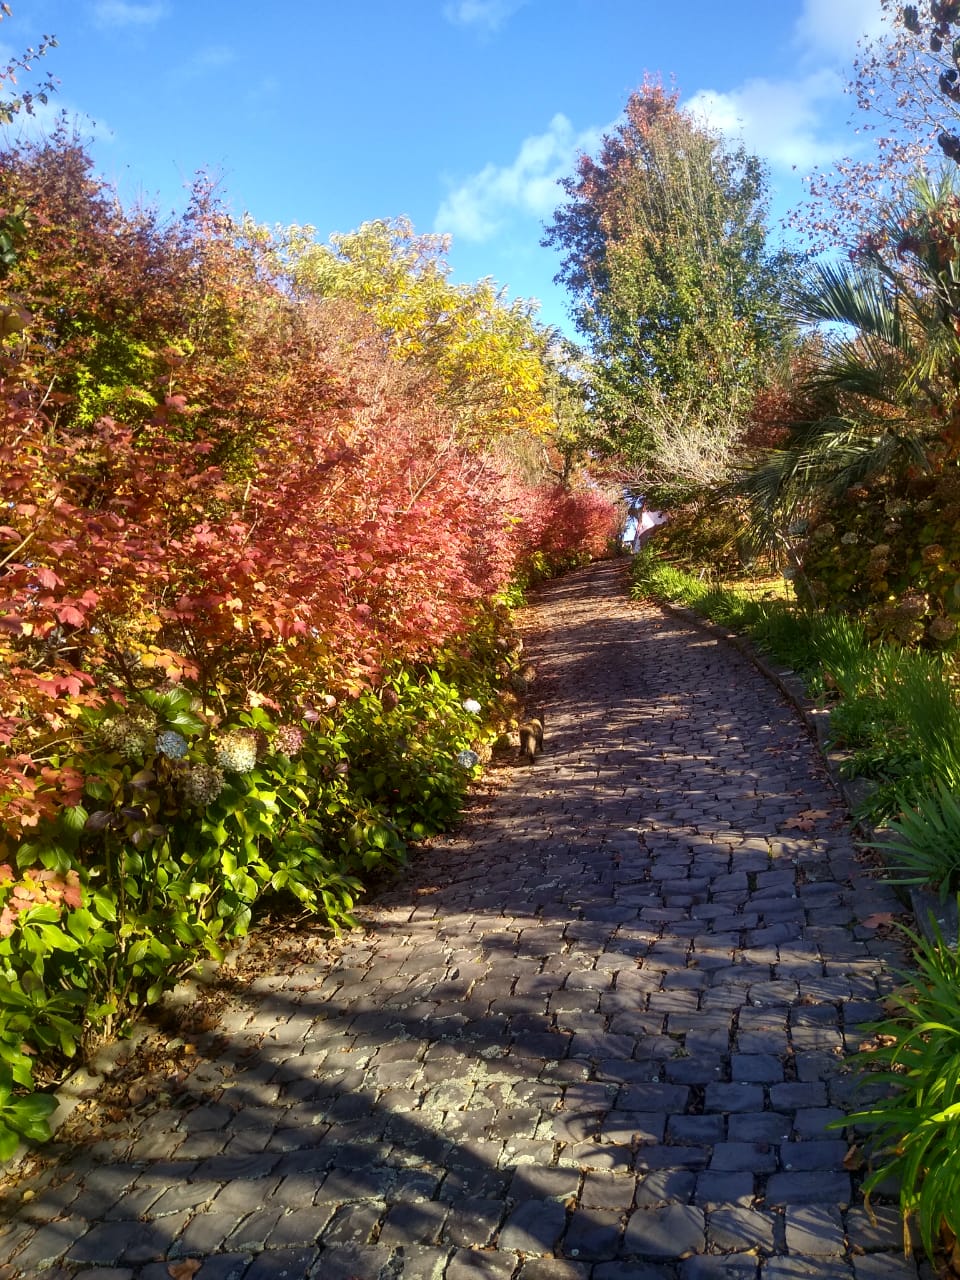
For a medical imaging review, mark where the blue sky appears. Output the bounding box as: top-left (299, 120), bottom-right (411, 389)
top-left (2, 0), bottom-right (888, 335)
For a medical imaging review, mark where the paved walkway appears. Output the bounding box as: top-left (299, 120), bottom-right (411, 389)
top-left (0, 560), bottom-right (918, 1280)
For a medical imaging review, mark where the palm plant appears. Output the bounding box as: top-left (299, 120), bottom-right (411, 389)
top-left (739, 171), bottom-right (960, 541)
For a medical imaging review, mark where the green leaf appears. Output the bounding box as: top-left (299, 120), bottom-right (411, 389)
top-left (167, 707), bottom-right (207, 734)
top-left (36, 924), bottom-right (80, 952)
top-left (60, 805), bottom-right (88, 834)
top-left (0, 1122), bottom-right (20, 1160)
top-left (92, 892), bottom-right (117, 921)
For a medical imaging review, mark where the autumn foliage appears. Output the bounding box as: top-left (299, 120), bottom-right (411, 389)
top-left (0, 130), bottom-right (618, 1136)
top-left (0, 135), bottom-right (616, 839)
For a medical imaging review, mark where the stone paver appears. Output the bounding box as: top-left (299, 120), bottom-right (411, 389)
top-left (0, 560), bottom-right (918, 1278)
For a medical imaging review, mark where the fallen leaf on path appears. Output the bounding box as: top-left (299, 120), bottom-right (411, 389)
top-left (860, 913), bottom-right (897, 929)
top-left (782, 817), bottom-right (815, 831)
top-left (782, 808), bottom-right (832, 831)
top-left (168, 1262), bottom-right (202, 1280)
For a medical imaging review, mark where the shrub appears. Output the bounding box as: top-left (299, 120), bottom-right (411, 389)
top-left (796, 472), bottom-right (960, 651)
top-left (0, 127), bottom-right (613, 1151)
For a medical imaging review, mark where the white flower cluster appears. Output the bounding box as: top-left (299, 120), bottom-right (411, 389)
top-left (456, 749), bottom-right (480, 769)
top-left (462, 699), bottom-right (482, 715)
top-left (214, 729), bottom-right (258, 774)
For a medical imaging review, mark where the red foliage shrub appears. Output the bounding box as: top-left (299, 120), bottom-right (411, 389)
top-left (0, 139), bottom-right (613, 836)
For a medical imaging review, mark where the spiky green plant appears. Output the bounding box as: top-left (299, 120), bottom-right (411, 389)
top-left (874, 783), bottom-right (960, 899)
top-left (843, 915), bottom-right (960, 1259)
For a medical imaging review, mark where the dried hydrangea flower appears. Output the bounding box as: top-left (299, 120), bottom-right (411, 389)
top-left (214, 729), bottom-right (258, 774)
top-left (929, 617), bottom-right (957, 644)
top-left (921, 543), bottom-right (947, 565)
top-left (181, 763), bottom-right (225, 807)
top-left (100, 712), bottom-right (157, 756)
top-left (274, 724), bottom-right (306, 757)
top-left (456, 749), bottom-right (480, 769)
top-left (897, 592), bottom-right (927, 619)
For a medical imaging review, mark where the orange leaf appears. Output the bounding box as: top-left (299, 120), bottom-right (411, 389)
top-left (168, 1262), bottom-right (202, 1280)
top-left (861, 912), bottom-right (896, 929)
top-left (782, 817), bottom-right (815, 831)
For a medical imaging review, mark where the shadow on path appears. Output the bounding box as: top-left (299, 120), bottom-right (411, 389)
top-left (0, 560), bottom-right (916, 1280)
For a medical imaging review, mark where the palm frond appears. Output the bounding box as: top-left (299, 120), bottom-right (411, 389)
top-left (791, 262), bottom-right (903, 351)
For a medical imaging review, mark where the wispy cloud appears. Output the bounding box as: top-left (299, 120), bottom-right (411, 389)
top-left (170, 44), bottom-right (236, 84)
top-left (92, 2), bottom-right (168, 29)
top-left (793, 0), bottom-right (887, 60)
top-left (1, 97), bottom-right (114, 145)
top-left (435, 112), bottom-right (607, 242)
top-left (442, 0), bottom-right (528, 34)
top-left (435, 0), bottom-right (890, 247)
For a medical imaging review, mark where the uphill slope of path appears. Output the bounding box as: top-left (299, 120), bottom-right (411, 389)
top-left (0, 558), bottom-right (917, 1280)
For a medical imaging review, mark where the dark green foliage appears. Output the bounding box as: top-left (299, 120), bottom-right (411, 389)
top-left (873, 784), bottom-right (960, 898)
top-left (544, 82), bottom-right (790, 502)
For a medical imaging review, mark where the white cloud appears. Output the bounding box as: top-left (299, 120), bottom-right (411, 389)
top-left (442, 0), bottom-right (527, 33)
top-left (435, 112), bottom-right (607, 242)
top-left (794, 0), bottom-right (887, 60)
top-left (683, 0), bottom-right (892, 178)
top-left (687, 69), bottom-right (846, 172)
top-left (92, 2), bottom-right (167, 28)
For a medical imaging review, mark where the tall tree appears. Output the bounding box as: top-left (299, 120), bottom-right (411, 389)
top-left (543, 82), bottom-right (789, 505)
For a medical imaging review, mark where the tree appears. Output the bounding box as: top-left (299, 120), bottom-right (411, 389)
top-left (277, 216), bottom-right (557, 442)
top-left (742, 171), bottom-right (960, 540)
top-left (800, 2), bottom-right (960, 247)
top-left (543, 81), bottom-right (789, 504)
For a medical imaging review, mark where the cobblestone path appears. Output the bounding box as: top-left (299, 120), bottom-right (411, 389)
top-left (0, 560), bottom-right (918, 1280)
